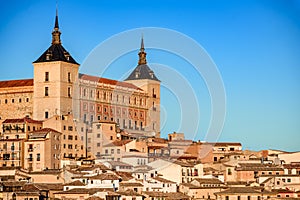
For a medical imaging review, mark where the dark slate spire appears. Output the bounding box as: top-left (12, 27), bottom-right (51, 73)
top-left (33, 9), bottom-right (78, 64)
top-left (52, 8), bottom-right (61, 45)
top-left (54, 8), bottom-right (59, 29)
top-left (125, 37), bottom-right (159, 81)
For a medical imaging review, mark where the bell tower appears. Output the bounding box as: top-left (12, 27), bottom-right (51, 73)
top-left (32, 10), bottom-right (79, 120)
top-left (125, 37), bottom-right (161, 136)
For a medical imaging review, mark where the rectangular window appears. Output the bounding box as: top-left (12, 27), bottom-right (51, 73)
top-left (68, 126), bottom-right (73, 131)
top-left (45, 111), bottom-right (49, 119)
top-left (97, 143), bottom-right (100, 147)
top-left (68, 72), bottom-right (71, 82)
top-left (45, 87), bottom-right (49, 96)
top-left (68, 87), bottom-right (71, 97)
top-left (97, 134), bottom-right (101, 138)
top-left (37, 153), bottom-right (40, 161)
top-left (45, 72), bottom-right (49, 81)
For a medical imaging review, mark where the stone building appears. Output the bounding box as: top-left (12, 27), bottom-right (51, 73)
top-left (0, 10), bottom-right (161, 138)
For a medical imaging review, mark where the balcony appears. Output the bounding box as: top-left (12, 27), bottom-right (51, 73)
top-left (28, 158), bottom-right (33, 162)
top-left (28, 148), bottom-right (34, 152)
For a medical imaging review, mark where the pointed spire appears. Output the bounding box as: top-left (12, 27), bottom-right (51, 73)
top-left (138, 35), bottom-right (147, 65)
top-left (52, 7), bottom-right (61, 45)
top-left (55, 8), bottom-right (59, 29)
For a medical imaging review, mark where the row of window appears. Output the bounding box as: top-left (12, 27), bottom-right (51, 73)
top-left (44, 86), bottom-right (72, 97)
top-left (0, 97), bottom-right (30, 104)
top-left (62, 134), bottom-right (78, 140)
top-left (105, 148), bottom-right (121, 154)
top-left (45, 71), bottom-right (72, 83)
top-left (62, 144), bottom-right (83, 150)
top-left (225, 196), bottom-right (267, 200)
top-left (81, 88), bottom-right (147, 106)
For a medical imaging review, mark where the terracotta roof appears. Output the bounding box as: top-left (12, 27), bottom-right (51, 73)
top-left (152, 176), bottom-right (176, 184)
top-left (64, 180), bottom-right (86, 186)
top-left (142, 191), bottom-right (169, 197)
top-left (89, 173), bottom-right (120, 180)
top-left (55, 188), bottom-right (112, 195)
top-left (117, 190), bottom-right (144, 196)
top-left (85, 196), bottom-right (104, 200)
top-left (76, 164), bottom-right (109, 171)
top-left (214, 187), bottom-right (273, 195)
top-left (106, 161), bottom-right (133, 167)
top-left (79, 73), bottom-right (143, 91)
top-left (119, 182), bottom-right (143, 187)
top-left (236, 163), bottom-right (283, 171)
top-left (115, 171), bottom-right (134, 181)
top-left (180, 183), bottom-right (201, 189)
top-left (103, 140), bottom-right (132, 147)
top-left (3, 117), bottom-right (43, 124)
top-left (1, 181), bottom-right (27, 187)
top-left (85, 197), bottom-right (104, 200)
top-left (0, 79), bottom-right (33, 88)
top-left (193, 178), bottom-right (224, 185)
top-left (28, 128), bottom-right (62, 139)
top-left (142, 191), bottom-right (189, 199)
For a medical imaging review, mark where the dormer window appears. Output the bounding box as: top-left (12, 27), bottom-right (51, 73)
top-left (46, 50), bottom-right (52, 60)
top-left (64, 51), bottom-right (70, 61)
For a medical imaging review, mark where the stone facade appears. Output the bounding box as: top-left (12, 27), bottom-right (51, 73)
top-left (0, 79), bottom-right (33, 120)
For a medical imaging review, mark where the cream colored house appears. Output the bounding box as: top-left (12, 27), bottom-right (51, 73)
top-left (24, 128), bottom-right (61, 171)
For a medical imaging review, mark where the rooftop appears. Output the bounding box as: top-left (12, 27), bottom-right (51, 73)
top-left (0, 79), bottom-right (33, 88)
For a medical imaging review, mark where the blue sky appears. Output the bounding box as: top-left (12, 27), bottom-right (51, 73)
top-left (0, 0), bottom-right (299, 151)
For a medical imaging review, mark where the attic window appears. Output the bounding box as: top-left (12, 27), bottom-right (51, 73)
top-left (149, 71), bottom-right (154, 78)
top-left (135, 72), bottom-right (139, 78)
top-left (64, 51), bottom-right (70, 61)
top-left (46, 50), bottom-right (52, 60)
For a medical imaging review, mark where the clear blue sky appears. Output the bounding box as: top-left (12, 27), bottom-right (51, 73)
top-left (0, 0), bottom-right (299, 151)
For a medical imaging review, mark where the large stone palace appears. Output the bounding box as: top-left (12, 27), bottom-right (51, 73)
top-left (0, 12), bottom-right (160, 136)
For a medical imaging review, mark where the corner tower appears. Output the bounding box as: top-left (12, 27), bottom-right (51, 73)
top-left (32, 10), bottom-right (79, 120)
top-left (125, 37), bottom-right (161, 136)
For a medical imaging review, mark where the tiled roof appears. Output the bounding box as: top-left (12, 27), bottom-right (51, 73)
top-left (106, 161), bottom-right (133, 167)
top-left (103, 140), bottom-right (132, 147)
top-left (115, 172), bottom-right (134, 181)
top-left (142, 191), bottom-right (169, 197)
top-left (0, 181), bottom-right (27, 187)
top-left (79, 73), bottom-right (143, 91)
top-left (33, 44), bottom-right (78, 64)
top-left (180, 183), bottom-right (201, 189)
top-left (119, 182), bottom-right (143, 187)
top-left (64, 180), bottom-right (86, 186)
top-left (76, 164), bottom-right (109, 171)
top-left (85, 196), bottom-right (105, 200)
top-left (3, 117), bottom-right (43, 124)
top-left (236, 163), bottom-right (283, 171)
top-left (214, 187), bottom-right (273, 195)
top-left (55, 188), bottom-right (112, 195)
top-left (28, 128), bottom-right (61, 139)
top-left (193, 178), bottom-right (224, 185)
top-left (117, 190), bottom-right (144, 196)
top-left (152, 176), bottom-right (176, 184)
top-left (0, 79), bottom-right (33, 88)
top-left (89, 173), bottom-right (120, 180)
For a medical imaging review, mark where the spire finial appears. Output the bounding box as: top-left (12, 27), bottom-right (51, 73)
top-left (140, 34), bottom-right (144, 52)
top-left (55, 5), bottom-right (59, 29)
top-left (138, 35), bottom-right (147, 65)
top-left (52, 6), bottom-right (61, 45)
